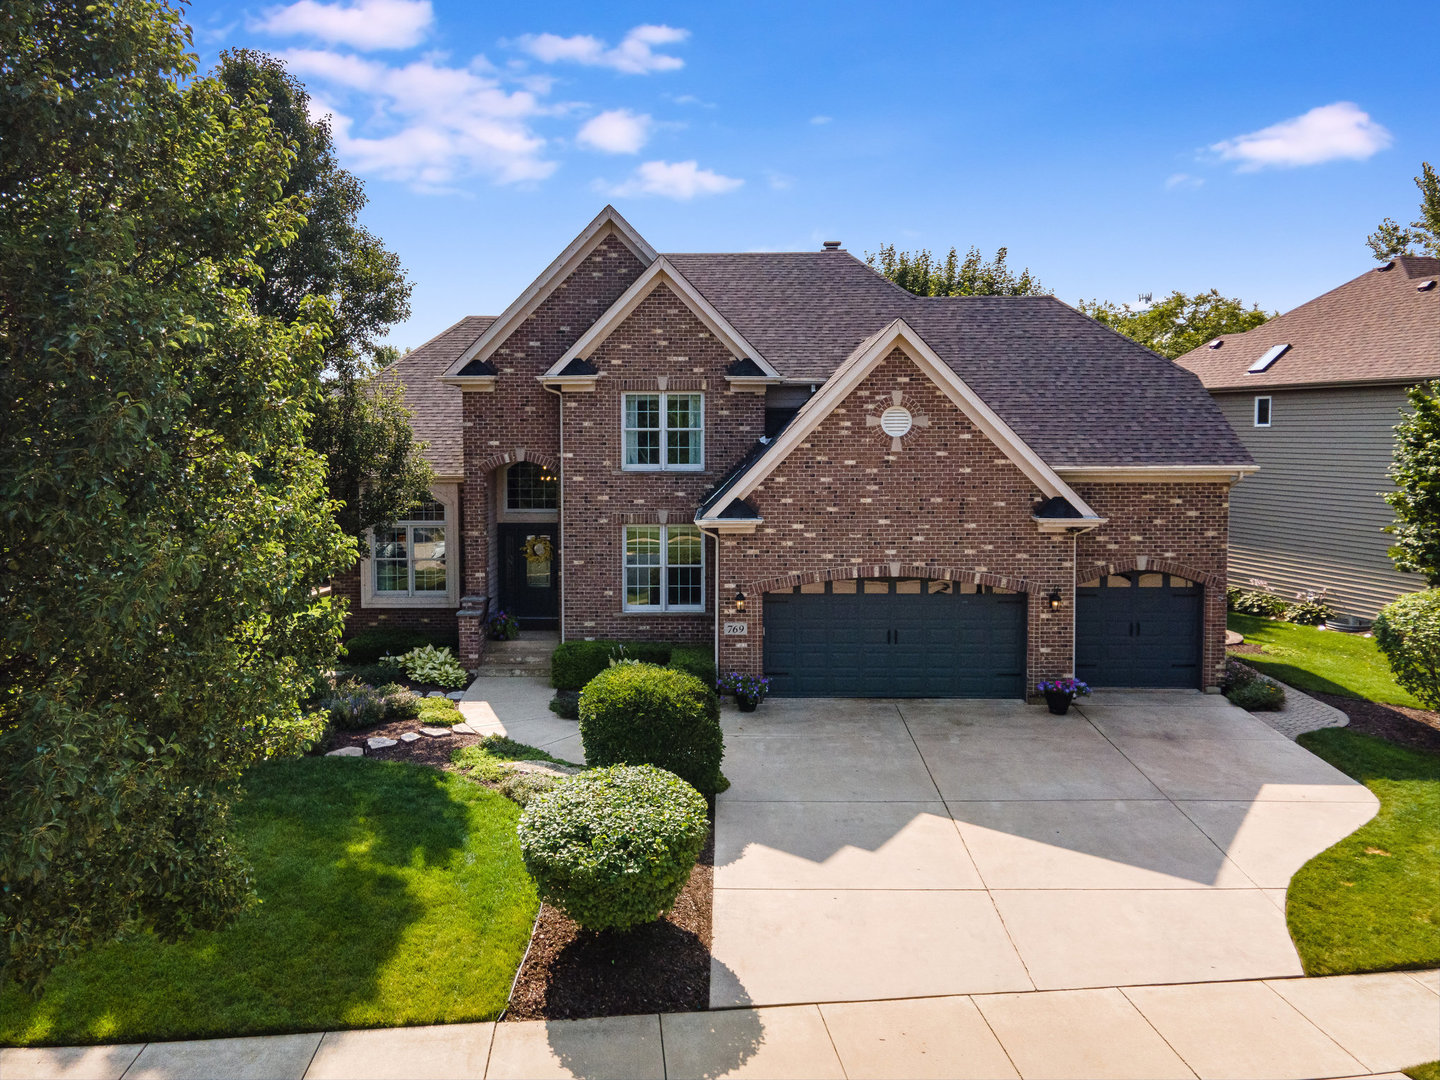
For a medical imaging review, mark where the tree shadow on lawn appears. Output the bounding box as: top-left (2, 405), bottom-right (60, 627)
top-left (1235, 655), bottom-right (1362, 699)
top-left (0, 758), bottom-right (536, 1046)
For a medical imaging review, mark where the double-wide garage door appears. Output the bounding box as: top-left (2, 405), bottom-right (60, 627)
top-left (763, 580), bottom-right (1027, 698)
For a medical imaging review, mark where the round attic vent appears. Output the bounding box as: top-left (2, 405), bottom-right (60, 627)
top-left (880, 406), bottom-right (913, 437)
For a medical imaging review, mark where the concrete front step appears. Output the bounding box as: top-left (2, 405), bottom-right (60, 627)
top-left (474, 666), bottom-right (552, 679)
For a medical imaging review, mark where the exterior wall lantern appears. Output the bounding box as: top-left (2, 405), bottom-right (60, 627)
top-left (1047, 589), bottom-right (1063, 611)
top-left (734, 590), bottom-right (747, 613)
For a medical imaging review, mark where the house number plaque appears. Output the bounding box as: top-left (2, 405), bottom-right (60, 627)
top-left (723, 622), bottom-right (748, 636)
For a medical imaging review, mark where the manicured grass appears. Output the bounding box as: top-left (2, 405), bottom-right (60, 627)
top-left (452, 735), bottom-right (581, 783)
top-left (1287, 729), bottom-right (1440, 975)
top-left (1228, 613), bottom-right (1423, 707)
top-left (0, 758), bottom-right (538, 1046)
top-left (1405, 1062), bottom-right (1440, 1080)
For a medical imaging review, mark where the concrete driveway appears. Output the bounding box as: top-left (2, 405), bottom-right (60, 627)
top-left (711, 692), bottom-right (1378, 1008)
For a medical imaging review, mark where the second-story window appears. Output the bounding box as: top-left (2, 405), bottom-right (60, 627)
top-left (624, 392), bottom-right (703, 470)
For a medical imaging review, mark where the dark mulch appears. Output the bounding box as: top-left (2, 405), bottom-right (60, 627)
top-left (1312, 693), bottom-right (1440, 755)
top-left (329, 719), bottom-right (485, 770)
top-left (503, 825), bottom-right (715, 1021)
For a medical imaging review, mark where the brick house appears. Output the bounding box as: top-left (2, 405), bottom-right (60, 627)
top-left (336, 207), bottom-right (1255, 697)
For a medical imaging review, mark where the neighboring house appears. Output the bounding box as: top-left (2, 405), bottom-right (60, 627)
top-left (1175, 256), bottom-right (1440, 619)
top-left (335, 207), bottom-right (1254, 697)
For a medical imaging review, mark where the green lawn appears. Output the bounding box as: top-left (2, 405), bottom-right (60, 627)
top-left (1227, 613), bottom-right (1423, 707)
top-left (1287, 728), bottom-right (1440, 975)
top-left (0, 758), bottom-right (538, 1046)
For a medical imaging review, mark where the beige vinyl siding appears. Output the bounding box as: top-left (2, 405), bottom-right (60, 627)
top-left (1216, 385), bottom-right (1425, 618)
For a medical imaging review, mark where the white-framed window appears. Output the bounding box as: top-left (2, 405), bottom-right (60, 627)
top-left (1254, 395), bottom-right (1272, 427)
top-left (623, 524), bottom-right (705, 612)
top-left (373, 499), bottom-right (448, 597)
top-left (623, 392), bottom-right (703, 470)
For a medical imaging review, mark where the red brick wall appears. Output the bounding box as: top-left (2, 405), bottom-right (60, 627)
top-left (332, 565), bottom-right (460, 642)
top-left (561, 281), bottom-right (765, 643)
top-left (711, 348), bottom-right (1231, 692)
top-left (458, 231), bottom-right (648, 649)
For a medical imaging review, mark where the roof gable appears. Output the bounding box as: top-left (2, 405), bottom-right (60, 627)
top-left (378, 315), bottom-right (496, 476)
top-left (442, 205), bottom-right (657, 379)
top-left (697, 318), bottom-right (1102, 525)
top-left (543, 257), bottom-right (781, 379)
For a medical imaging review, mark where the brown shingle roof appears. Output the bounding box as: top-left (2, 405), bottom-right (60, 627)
top-left (1175, 255), bottom-right (1440, 391)
top-left (378, 315), bottom-right (495, 476)
top-left (665, 251), bottom-right (1250, 469)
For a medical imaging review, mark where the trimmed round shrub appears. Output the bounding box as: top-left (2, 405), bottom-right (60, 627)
top-left (1373, 589), bottom-right (1440, 709)
top-left (579, 663), bottom-right (724, 794)
top-left (518, 765), bottom-right (708, 931)
top-left (1227, 677), bottom-right (1286, 711)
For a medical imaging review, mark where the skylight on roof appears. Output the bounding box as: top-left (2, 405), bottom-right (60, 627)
top-left (1248, 343), bottom-right (1290, 374)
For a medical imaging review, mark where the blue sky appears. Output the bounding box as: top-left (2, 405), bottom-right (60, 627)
top-left (191, 0), bottom-right (1440, 350)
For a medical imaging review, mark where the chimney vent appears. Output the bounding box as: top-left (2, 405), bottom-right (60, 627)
top-left (822, 240), bottom-right (842, 251)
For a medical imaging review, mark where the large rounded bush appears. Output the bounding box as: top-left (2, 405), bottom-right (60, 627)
top-left (579, 663), bottom-right (724, 794)
top-left (518, 765), bottom-right (708, 932)
top-left (1373, 589), bottom-right (1440, 709)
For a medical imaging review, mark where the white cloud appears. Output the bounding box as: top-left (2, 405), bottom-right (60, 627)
top-left (765, 170), bottom-right (795, 190)
top-left (515, 24), bottom-right (688, 74)
top-left (810, 115), bottom-right (832, 125)
top-left (1165, 173), bottom-right (1203, 190)
top-left (577, 108), bottom-right (652, 154)
top-left (1210, 102), bottom-right (1392, 171)
top-left (286, 49), bottom-right (555, 189)
top-left (255, 0), bottom-right (433, 51)
top-left (603, 160), bottom-right (742, 200)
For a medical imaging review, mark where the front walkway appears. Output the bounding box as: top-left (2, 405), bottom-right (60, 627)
top-left (4, 969), bottom-right (1435, 1078)
top-left (712, 692), bottom-right (1378, 1009)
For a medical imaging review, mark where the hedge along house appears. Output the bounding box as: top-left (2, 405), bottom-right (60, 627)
top-left (1175, 256), bottom-right (1440, 619)
top-left (337, 207), bottom-right (1255, 696)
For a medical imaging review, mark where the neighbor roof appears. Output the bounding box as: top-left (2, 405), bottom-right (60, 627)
top-left (1174, 255), bottom-right (1440, 392)
top-left (379, 315), bottom-right (496, 476)
top-left (665, 251), bottom-right (1250, 468)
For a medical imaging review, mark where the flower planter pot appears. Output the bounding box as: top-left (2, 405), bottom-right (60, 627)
top-left (735, 694), bottom-right (760, 713)
top-left (1044, 690), bottom-right (1074, 716)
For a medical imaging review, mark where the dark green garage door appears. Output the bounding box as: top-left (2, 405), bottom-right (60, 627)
top-left (1076, 571), bottom-right (1202, 688)
top-left (763, 580), bottom-right (1027, 698)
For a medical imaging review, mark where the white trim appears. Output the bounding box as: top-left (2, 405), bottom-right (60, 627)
top-left (359, 483), bottom-right (461, 609)
top-left (696, 318), bottom-right (1100, 525)
top-left (621, 390), bottom-right (705, 472)
top-left (542, 257), bottom-right (780, 379)
top-left (1055, 465), bottom-right (1259, 482)
top-left (442, 206), bottom-right (657, 379)
top-left (536, 374), bottom-right (601, 392)
top-left (1253, 395), bottom-right (1272, 428)
top-left (438, 374), bottom-right (495, 391)
top-left (621, 523), bottom-right (706, 613)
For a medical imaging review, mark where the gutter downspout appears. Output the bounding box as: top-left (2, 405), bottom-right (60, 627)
top-left (542, 383), bottom-right (566, 643)
top-left (696, 523), bottom-right (723, 672)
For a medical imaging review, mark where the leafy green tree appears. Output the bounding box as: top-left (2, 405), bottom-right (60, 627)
top-left (0, 0), bottom-right (353, 985)
top-left (1385, 381), bottom-right (1440, 584)
top-left (1079, 290), bottom-right (1271, 360)
top-left (1367, 162), bottom-right (1440, 260)
top-left (216, 50), bottom-right (430, 541)
top-left (867, 244), bottom-right (1046, 296)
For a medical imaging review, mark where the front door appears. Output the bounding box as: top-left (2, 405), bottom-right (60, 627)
top-left (499, 524), bottom-right (559, 629)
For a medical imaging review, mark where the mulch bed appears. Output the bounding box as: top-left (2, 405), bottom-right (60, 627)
top-left (1312, 693), bottom-right (1440, 755)
top-left (503, 824), bottom-right (715, 1021)
top-left (328, 719), bottom-right (486, 769)
top-left (1228, 642), bottom-right (1265, 655)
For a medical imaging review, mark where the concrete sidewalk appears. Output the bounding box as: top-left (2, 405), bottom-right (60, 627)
top-left (5, 969), bottom-right (1435, 1079)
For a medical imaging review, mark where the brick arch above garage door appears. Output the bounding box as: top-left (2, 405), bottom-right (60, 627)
top-left (1079, 556), bottom-right (1223, 590)
top-left (747, 562), bottom-right (1047, 597)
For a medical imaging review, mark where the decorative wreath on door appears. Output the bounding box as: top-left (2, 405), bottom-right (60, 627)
top-left (521, 536), bottom-right (553, 564)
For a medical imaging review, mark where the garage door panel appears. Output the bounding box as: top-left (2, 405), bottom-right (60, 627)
top-left (1076, 574), bottom-right (1202, 689)
top-left (764, 582), bottom-right (1026, 698)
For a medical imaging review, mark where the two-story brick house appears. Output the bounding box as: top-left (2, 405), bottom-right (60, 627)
top-left (335, 206), bottom-right (1255, 697)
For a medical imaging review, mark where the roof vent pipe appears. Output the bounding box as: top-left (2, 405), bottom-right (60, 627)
top-left (822, 240), bottom-right (842, 251)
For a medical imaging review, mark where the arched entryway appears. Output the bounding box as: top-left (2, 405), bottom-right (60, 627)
top-left (484, 452), bottom-right (560, 630)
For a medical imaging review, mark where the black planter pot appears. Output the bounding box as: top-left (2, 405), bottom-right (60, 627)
top-left (735, 694), bottom-right (760, 713)
top-left (1044, 690), bottom-right (1074, 716)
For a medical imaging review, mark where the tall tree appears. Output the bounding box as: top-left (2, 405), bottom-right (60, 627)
top-left (867, 244), bottom-right (1047, 296)
top-left (1079, 290), bottom-right (1270, 360)
top-left (1385, 380), bottom-right (1440, 585)
top-left (216, 50), bottom-right (431, 541)
top-left (1, 0), bottom-right (352, 984)
top-left (1367, 162), bottom-right (1440, 260)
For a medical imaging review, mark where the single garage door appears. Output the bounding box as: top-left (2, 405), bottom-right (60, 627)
top-left (763, 579), bottom-right (1027, 698)
top-left (1076, 571), bottom-right (1202, 688)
